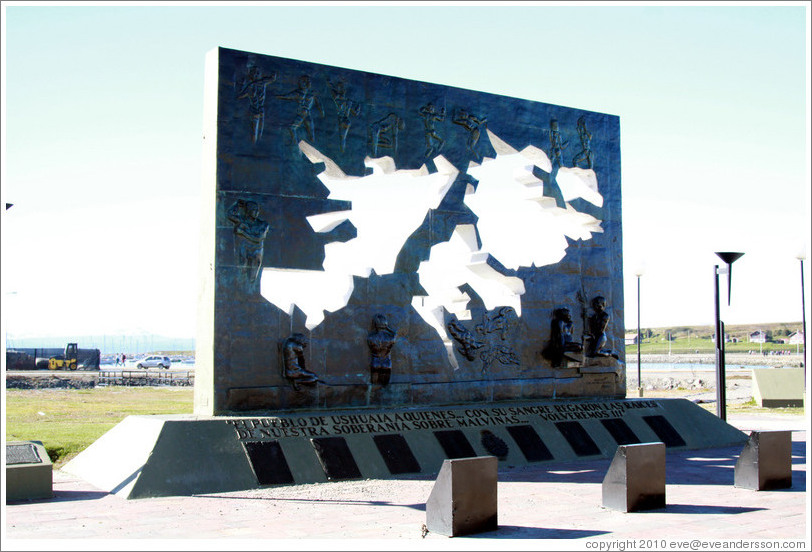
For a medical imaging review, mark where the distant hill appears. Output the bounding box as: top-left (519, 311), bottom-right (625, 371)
top-left (5, 334), bottom-right (195, 355)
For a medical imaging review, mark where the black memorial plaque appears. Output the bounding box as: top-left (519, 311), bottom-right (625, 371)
top-left (555, 421), bottom-right (601, 456)
top-left (434, 430), bottom-right (477, 459)
top-left (506, 425), bottom-right (554, 462)
top-left (6, 444), bottom-right (42, 465)
top-left (601, 418), bottom-right (641, 446)
top-left (373, 434), bottom-right (421, 475)
top-left (242, 440), bottom-right (295, 485)
top-left (643, 415), bottom-right (686, 447)
top-left (311, 437), bottom-right (363, 480)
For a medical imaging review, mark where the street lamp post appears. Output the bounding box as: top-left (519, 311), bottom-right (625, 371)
top-left (797, 254), bottom-right (807, 375)
top-left (714, 252), bottom-right (744, 421)
top-left (635, 270), bottom-right (644, 397)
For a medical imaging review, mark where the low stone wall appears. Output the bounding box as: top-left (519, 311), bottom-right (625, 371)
top-left (640, 353), bottom-right (802, 367)
top-left (6, 371), bottom-right (194, 389)
top-left (6, 375), bottom-right (97, 390)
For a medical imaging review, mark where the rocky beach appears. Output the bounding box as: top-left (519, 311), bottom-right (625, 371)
top-left (624, 352), bottom-right (805, 404)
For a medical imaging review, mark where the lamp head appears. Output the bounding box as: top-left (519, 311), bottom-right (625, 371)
top-left (715, 252), bottom-right (744, 306)
top-left (715, 252), bottom-right (744, 265)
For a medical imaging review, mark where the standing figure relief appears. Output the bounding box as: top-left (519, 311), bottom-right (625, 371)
top-left (236, 62), bottom-right (277, 144)
top-left (452, 108), bottom-right (487, 160)
top-left (327, 78), bottom-right (361, 152)
top-left (277, 75), bottom-right (324, 144)
top-left (227, 199), bottom-right (270, 290)
top-left (419, 102), bottom-right (446, 158)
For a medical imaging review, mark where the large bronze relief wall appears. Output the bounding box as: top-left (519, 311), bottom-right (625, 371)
top-left (197, 47), bottom-right (624, 415)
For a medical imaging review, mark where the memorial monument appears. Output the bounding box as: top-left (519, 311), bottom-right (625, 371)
top-left (195, 46), bottom-right (625, 415)
top-left (62, 47), bottom-right (748, 499)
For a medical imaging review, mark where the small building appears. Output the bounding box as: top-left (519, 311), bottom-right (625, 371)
top-left (625, 334), bottom-right (638, 346)
top-left (749, 330), bottom-right (767, 344)
top-left (789, 331), bottom-right (804, 345)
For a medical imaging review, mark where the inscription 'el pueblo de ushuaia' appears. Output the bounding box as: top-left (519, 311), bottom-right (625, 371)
top-left (226, 401), bottom-right (660, 440)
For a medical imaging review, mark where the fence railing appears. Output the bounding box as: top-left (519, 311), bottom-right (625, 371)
top-left (97, 370), bottom-right (194, 387)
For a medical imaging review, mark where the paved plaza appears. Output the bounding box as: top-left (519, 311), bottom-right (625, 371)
top-left (3, 412), bottom-right (809, 549)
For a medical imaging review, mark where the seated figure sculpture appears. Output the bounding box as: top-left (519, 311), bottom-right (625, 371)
top-left (542, 307), bottom-right (583, 367)
top-left (585, 296), bottom-right (619, 359)
top-left (282, 333), bottom-right (319, 390)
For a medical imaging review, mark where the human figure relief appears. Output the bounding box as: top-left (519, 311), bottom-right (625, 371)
top-left (585, 296), bottom-right (619, 359)
top-left (367, 314), bottom-right (397, 385)
top-left (447, 316), bottom-right (484, 362)
top-left (548, 118), bottom-right (569, 171)
top-left (327, 78), bottom-right (361, 152)
top-left (418, 102), bottom-right (446, 158)
top-left (282, 333), bottom-right (319, 391)
top-left (227, 199), bottom-right (270, 289)
top-left (541, 307), bottom-right (583, 367)
top-left (571, 116), bottom-right (594, 169)
top-left (452, 108), bottom-right (487, 159)
top-left (277, 75), bottom-right (324, 144)
top-left (369, 113), bottom-right (405, 157)
top-left (236, 62), bottom-right (276, 144)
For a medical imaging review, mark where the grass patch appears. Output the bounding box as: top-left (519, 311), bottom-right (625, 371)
top-left (5, 386), bottom-right (193, 467)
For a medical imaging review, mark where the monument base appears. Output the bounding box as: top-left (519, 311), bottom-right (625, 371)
top-left (62, 398), bottom-right (747, 499)
top-left (6, 441), bottom-right (53, 502)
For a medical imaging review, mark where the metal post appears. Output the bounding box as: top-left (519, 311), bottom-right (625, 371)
top-left (800, 258), bottom-right (806, 376)
top-left (637, 274), bottom-right (642, 396)
top-left (714, 265), bottom-right (727, 421)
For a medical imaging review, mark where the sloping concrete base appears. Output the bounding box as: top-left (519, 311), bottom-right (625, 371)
top-left (751, 368), bottom-right (804, 408)
top-left (62, 398), bottom-right (748, 499)
top-left (61, 415), bottom-right (256, 499)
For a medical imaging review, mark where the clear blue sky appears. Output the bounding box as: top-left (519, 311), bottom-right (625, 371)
top-left (1, 2), bottom-right (809, 344)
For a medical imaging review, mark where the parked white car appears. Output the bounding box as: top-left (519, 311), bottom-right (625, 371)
top-left (136, 355), bottom-right (171, 369)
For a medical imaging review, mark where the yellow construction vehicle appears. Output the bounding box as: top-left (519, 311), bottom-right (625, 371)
top-left (48, 343), bottom-right (78, 370)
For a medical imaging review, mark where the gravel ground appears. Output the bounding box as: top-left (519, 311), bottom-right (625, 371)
top-left (639, 352), bottom-right (803, 367)
top-left (628, 362), bottom-right (754, 404)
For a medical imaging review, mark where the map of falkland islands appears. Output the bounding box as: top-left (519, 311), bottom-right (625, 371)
top-left (260, 131), bottom-right (604, 369)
